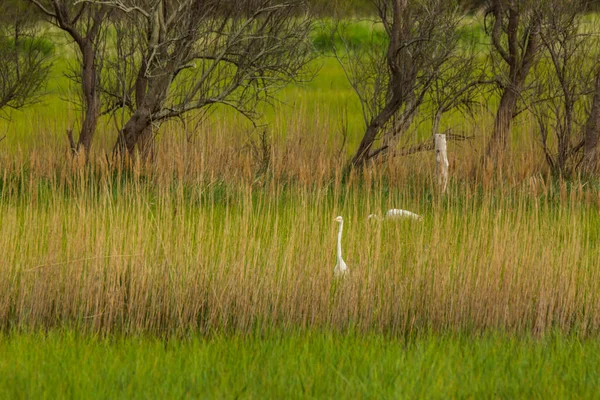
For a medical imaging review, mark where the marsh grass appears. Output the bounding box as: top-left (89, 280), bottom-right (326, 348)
top-left (1, 21), bottom-right (599, 338)
top-left (1, 112), bottom-right (599, 337)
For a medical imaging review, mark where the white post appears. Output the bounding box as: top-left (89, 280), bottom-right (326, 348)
top-left (435, 134), bottom-right (449, 193)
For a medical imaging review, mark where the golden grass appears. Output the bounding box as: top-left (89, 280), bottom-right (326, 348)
top-left (1, 109), bottom-right (600, 337)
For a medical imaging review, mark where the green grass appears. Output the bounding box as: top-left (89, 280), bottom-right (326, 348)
top-left (0, 331), bottom-right (598, 399)
top-left (312, 19), bottom-right (388, 53)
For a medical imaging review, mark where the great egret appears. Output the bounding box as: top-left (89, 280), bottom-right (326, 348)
top-left (333, 216), bottom-right (348, 277)
top-left (367, 209), bottom-right (423, 221)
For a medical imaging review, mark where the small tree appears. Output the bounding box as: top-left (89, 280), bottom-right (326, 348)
top-left (0, 1), bottom-right (52, 114)
top-left (78, 0), bottom-right (315, 158)
top-left (331, 0), bottom-right (478, 167)
top-left (484, 0), bottom-right (544, 162)
top-left (27, 0), bottom-right (110, 155)
top-left (532, 0), bottom-right (597, 176)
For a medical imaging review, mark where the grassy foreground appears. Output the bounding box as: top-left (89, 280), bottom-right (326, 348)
top-left (0, 331), bottom-right (598, 399)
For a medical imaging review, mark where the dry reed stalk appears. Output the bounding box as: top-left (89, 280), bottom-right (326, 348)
top-left (0, 105), bottom-right (598, 336)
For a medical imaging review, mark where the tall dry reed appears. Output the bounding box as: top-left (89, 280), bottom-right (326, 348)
top-left (1, 112), bottom-right (599, 337)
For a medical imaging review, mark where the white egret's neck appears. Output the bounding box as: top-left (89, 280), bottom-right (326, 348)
top-left (336, 221), bottom-right (343, 260)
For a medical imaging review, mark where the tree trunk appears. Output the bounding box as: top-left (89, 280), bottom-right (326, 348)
top-left (76, 42), bottom-right (99, 156)
top-left (583, 68), bottom-right (600, 174)
top-left (137, 127), bottom-right (155, 161)
top-left (119, 108), bottom-right (152, 156)
top-left (484, 3), bottom-right (541, 167)
top-left (351, 124), bottom-right (381, 167)
top-left (351, 96), bottom-right (402, 167)
top-left (112, 58), bottom-right (166, 160)
top-left (350, 0), bottom-right (410, 169)
top-left (486, 87), bottom-right (518, 161)
top-left (133, 59), bottom-right (155, 161)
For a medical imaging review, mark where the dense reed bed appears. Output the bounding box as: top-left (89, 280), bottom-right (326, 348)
top-left (1, 120), bottom-right (599, 336)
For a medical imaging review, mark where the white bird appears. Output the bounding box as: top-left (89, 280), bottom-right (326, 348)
top-left (367, 208), bottom-right (423, 221)
top-left (333, 216), bottom-right (349, 277)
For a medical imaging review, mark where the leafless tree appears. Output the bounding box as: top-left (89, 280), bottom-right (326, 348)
top-left (483, 0), bottom-right (544, 162)
top-left (531, 0), bottom-right (598, 176)
top-left (331, 0), bottom-right (478, 167)
top-left (94, 14), bottom-right (149, 156)
top-left (0, 2), bottom-right (52, 115)
top-left (77, 0), bottom-right (314, 158)
top-left (27, 0), bottom-right (111, 155)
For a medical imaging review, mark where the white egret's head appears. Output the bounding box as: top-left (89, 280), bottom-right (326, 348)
top-left (334, 216), bottom-right (343, 223)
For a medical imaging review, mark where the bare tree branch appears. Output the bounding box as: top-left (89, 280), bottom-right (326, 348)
top-left (531, 0), bottom-right (597, 176)
top-left (331, 0), bottom-right (480, 167)
top-left (27, 0), bottom-right (111, 156)
top-left (90, 0), bottom-right (316, 158)
top-left (28, 0), bottom-right (57, 17)
top-left (74, 0), bottom-right (150, 17)
top-left (484, 0), bottom-right (544, 162)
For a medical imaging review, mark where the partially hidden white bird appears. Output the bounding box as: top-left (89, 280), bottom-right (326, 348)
top-left (333, 216), bottom-right (349, 277)
top-left (367, 208), bottom-right (423, 221)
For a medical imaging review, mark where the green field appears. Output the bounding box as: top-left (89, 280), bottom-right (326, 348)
top-left (1, 331), bottom-right (598, 399)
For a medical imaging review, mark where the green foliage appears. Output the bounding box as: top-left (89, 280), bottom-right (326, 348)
top-left (312, 18), bottom-right (487, 53)
top-left (0, 35), bottom-right (54, 57)
top-left (312, 21), bottom-right (387, 52)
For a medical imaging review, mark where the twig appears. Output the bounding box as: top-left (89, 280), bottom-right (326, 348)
top-left (396, 132), bottom-right (475, 157)
top-left (25, 254), bottom-right (142, 272)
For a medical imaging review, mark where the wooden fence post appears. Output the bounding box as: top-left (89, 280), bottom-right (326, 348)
top-left (435, 134), bottom-right (449, 193)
